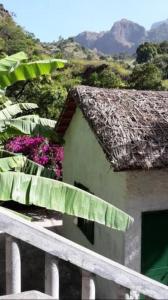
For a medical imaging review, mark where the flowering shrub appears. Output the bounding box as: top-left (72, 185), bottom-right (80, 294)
top-left (5, 136), bottom-right (64, 180)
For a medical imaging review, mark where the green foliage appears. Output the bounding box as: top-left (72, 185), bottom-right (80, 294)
top-left (99, 69), bottom-right (124, 88)
top-left (0, 14), bottom-right (41, 57)
top-left (129, 63), bottom-right (163, 90)
top-left (136, 42), bottom-right (158, 64)
top-left (0, 103), bottom-right (38, 120)
top-left (0, 51), bottom-right (66, 144)
top-left (158, 41), bottom-right (168, 55)
top-left (0, 171), bottom-right (133, 231)
top-left (0, 53), bottom-right (66, 89)
top-left (87, 68), bottom-right (124, 88)
top-left (0, 151), bottom-right (56, 178)
top-left (153, 54), bottom-right (168, 79)
top-left (0, 118), bottom-right (58, 142)
top-left (162, 79), bottom-right (168, 90)
top-left (9, 79), bottom-right (68, 120)
top-left (0, 51), bottom-right (27, 73)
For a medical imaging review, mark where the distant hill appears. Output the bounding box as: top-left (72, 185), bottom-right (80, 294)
top-left (74, 19), bottom-right (168, 55)
top-left (42, 38), bottom-right (100, 60)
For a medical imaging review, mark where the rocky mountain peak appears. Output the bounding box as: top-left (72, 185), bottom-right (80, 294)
top-left (0, 4), bottom-right (11, 19)
top-left (74, 18), bottom-right (168, 55)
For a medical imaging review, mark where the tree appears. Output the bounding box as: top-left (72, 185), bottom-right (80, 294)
top-left (136, 42), bottom-right (158, 64)
top-left (153, 54), bottom-right (168, 79)
top-left (98, 69), bottom-right (124, 88)
top-left (88, 68), bottom-right (124, 88)
top-left (7, 79), bottom-right (67, 120)
top-left (129, 63), bottom-right (163, 90)
top-left (158, 41), bottom-right (168, 54)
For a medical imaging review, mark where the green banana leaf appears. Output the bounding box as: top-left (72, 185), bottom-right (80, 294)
top-left (0, 171), bottom-right (133, 231)
top-left (0, 58), bottom-right (66, 89)
top-left (0, 52), bottom-right (27, 73)
top-left (0, 118), bottom-right (57, 141)
top-left (2, 99), bottom-right (13, 107)
top-left (0, 103), bottom-right (38, 120)
top-left (22, 158), bottom-right (56, 178)
top-left (0, 149), bottom-right (18, 157)
top-left (16, 115), bottom-right (56, 128)
top-left (0, 153), bottom-right (56, 178)
top-left (0, 155), bottom-right (25, 172)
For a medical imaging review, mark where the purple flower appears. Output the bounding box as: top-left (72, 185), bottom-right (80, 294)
top-left (5, 135), bottom-right (64, 180)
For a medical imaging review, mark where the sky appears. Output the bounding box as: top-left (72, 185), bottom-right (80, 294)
top-left (1, 0), bottom-right (168, 42)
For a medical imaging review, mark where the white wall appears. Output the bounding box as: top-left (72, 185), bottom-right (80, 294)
top-left (125, 169), bottom-right (168, 273)
top-left (61, 108), bottom-right (128, 299)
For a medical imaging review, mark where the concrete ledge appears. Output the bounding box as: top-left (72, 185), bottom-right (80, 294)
top-left (0, 290), bottom-right (54, 299)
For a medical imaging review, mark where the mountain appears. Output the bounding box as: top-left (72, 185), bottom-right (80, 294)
top-left (151, 19), bottom-right (168, 30)
top-left (148, 23), bottom-right (168, 43)
top-left (75, 19), bottom-right (168, 55)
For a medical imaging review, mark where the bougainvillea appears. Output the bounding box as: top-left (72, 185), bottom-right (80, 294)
top-left (5, 136), bottom-right (64, 180)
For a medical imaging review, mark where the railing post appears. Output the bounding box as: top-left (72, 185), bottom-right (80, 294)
top-left (82, 270), bottom-right (95, 300)
top-left (125, 288), bottom-right (140, 300)
top-left (5, 235), bottom-right (21, 294)
top-left (45, 253), bottom-right (59, 299)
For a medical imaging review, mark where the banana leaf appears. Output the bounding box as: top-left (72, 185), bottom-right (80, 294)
top-left (0, 171), bottom-right (133, 231)
top-left (0, 52), bottom-right (27, 73)
top-left (0, 58), bottom-right (66, 89)
top-left (0, 103), bottom-right (38, 120)
top-left (0, 149), bottom-right (18, 158)
top-left (16, 115), bottom-right (56, 128)
top-left (0, 155), bottom-right (25, 172)
top-left (0, 119), bottom-right (57, 141)
top-left (2, 99), bottom-right (13, 107)
top-left (0, 153), bottom-right (56, 178)
top-left (22, 158), bottom-right (56, 178)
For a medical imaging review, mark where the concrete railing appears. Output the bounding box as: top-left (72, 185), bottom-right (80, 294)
top-left (0, 207), bottom-right (168, 300)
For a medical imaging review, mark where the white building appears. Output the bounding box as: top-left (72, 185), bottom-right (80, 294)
top-left (56, 86), bottom-right (168, 299)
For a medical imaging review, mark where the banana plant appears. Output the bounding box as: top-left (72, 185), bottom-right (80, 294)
top-left (0, 151), bottom-right (56, 178)
top-left (0, 171), bottom-right (133, 231)
top-left (0, 51), bottom-right (65, 140)
top-left (0, 52), bottom-right (66, 90)
top-left (0, 151), bottom-right (133, 231)
top-left (0, 52), bottom-right (134, 231)
top-left (0, 103), bottom-right (38, 120)
top-left (0, 118), bottom-right (57, 142)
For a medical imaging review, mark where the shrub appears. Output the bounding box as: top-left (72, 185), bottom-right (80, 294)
top-left (129, 63), bottom-right (163, 90)
top-left (5, 136), bottom-right (64, 179)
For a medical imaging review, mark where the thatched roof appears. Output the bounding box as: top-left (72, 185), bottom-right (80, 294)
top-left (56, 85), bottom-right (168, 171)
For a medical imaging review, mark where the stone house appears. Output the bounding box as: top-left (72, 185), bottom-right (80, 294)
top-left (56, 86), bottom-right (168, 299)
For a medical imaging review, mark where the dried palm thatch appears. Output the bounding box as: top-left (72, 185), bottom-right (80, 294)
top-left (56, 85), bottom-right (168, 171)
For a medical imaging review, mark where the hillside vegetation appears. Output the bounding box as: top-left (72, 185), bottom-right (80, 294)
top-left (0, 4), bottom-right (168, 122)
